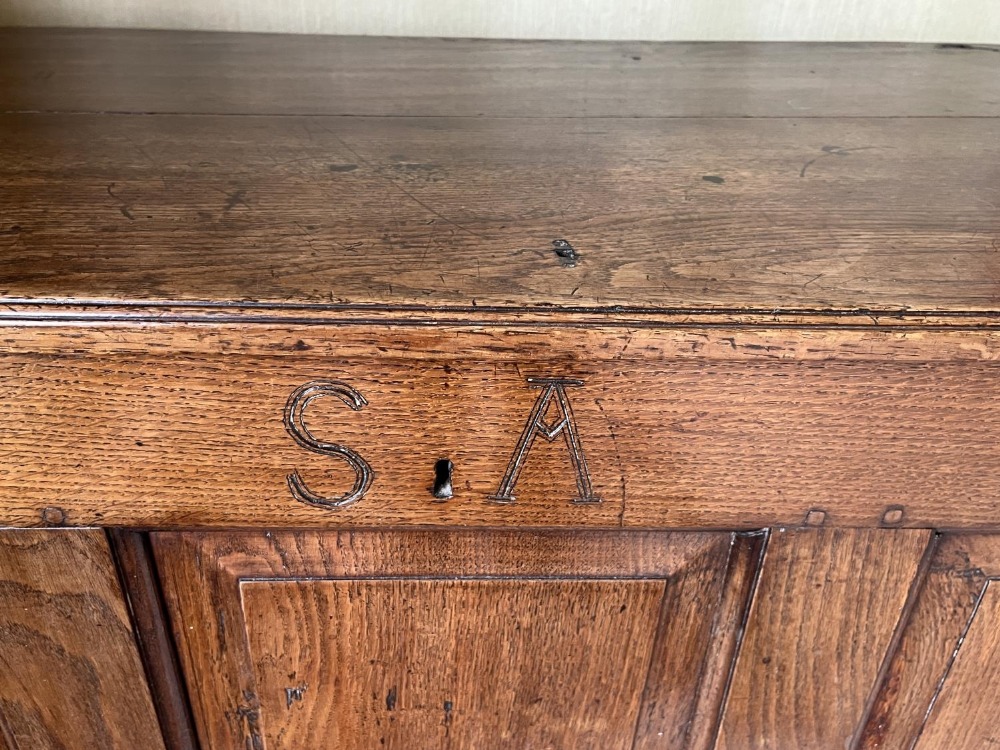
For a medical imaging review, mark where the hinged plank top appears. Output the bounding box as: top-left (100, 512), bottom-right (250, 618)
top-left (0, 29), bottom-right (998, 323)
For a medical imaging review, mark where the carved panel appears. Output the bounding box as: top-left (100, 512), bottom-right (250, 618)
top-left (859, 535), bottom-right (1000, 749)
top-left (153, 529), bottom-right (760, 749)
top-left (3, 354), bottom-right (999, 529)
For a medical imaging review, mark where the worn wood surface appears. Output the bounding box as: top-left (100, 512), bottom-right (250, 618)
top-left (913, 581), bottom-right (1000, 749)
top-left (858, 534), bottom-right (1000, 749)
top-left (1, 31), bottom-right (996, 318)
top-left (716, 528), bottom-right (930, 750)
top-left (0, 529), bottom-right (165, 750)
top-left (1, 27), bottom-right (999, 750)
top-left (682, 532), bottom-right (767, 750)
top-left (635, 531), bottom-right (767, 750)
top-left (5, 322), bottom-right (1000, 358)
top-left (106, 530), bottom-right (198, 750)
top-left (245, 578), bottom-right (662, 749)
top-left (0, 349), bottom-right (997, 529)
top-left (0, 111), bottom-right (998, 314)
top-left (2, 30), bottom-right (998, 118)
top-left (153, 529), bottom-right (749, 749)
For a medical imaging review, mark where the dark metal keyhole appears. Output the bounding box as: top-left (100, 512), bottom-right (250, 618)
top-left (432, 459), bottom-right (454, 499)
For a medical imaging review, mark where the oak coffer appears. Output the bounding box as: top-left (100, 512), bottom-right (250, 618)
top-left (0, 28), bottom-right (999, 750)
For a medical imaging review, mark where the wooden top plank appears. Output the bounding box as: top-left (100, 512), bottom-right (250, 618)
top-left (0, 29), bottom-right (998, 320)
top-left (2, 29), bottom-right (999, 118)
top-left (1, 112), bottom-right (998, 316)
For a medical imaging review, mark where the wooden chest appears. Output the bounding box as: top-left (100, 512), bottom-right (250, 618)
top-left (1, 29), bottom-right (999, 749)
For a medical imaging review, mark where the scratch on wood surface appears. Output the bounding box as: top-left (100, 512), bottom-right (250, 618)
top-left (594, 396), bottom-right (627, 525)
top-left (320, 125), bottom-right (486, 239)
top-left (799, 145), bottom-right (886, 178)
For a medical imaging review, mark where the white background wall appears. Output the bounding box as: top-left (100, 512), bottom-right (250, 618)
top-left (0, 0), bottom-right (998, 43)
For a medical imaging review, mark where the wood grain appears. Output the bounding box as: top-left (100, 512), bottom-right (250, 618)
top-left (0, 112), bottom-right (998, 314)
top-left (0, 529), bottom-right (165, 750)
top-left (106, 530), bottom-right (198, 750)
top-left (0, 351), bottom-right (998, 529)
top-left (857, 534), bottom-right (1000, 749)
top-left (715, 528), bottom-right (930, 750)
top-left (913, 581), bottom-right (1000, 749)
top-left (5, 322), bottom-right (1000, 359)
top-left (1, 30), bottom-right (998, 118)
top-left (633, 531), bottom-right (767, 750)
top-left (0, 27), bottom-right (998, 750)
top-left (244, 578), bottom-right (663, 749)
top-left (682, 532), bottom-right (767, 750)
top-left (152, 529), bottom-right (749, 749)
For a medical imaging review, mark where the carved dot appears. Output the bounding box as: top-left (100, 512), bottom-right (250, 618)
top-left (432, 459), bottom-right (454, 500)
top-left (41, 506), bottom-right (67, 526)
top-left (882, 506), bottom-right (905, 526)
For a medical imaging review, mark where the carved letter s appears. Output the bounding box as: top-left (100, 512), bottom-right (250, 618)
top-left (283, 380), bottom-right (374, 508)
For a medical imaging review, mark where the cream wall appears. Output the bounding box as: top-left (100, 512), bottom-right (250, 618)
top-left (0, 0), bottom-right (998, 43)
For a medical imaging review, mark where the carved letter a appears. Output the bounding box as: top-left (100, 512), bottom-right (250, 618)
top-left (488, 377), bottom-right (602, 505)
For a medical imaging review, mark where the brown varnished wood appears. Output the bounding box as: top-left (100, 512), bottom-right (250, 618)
top-left (5, 323), bottom-right (1000, 360)
top-left (7, 305), bottom-right (1000, 331)
top-left (0, 529), bottom-right (166, 750)
top-left (633, 531), bottom-right (767, 750)
top-left (245, 579), bottom-right (662, 748)
top-left (151, 529), bottom-right (750, 749)
top-left (682, 532), bottom-right (768, 750)
top-left (716, 528), bottom-right (930, 750)
top-left (1, 30), bottom-right (998, 118)
top-left (858, 534), bottom-right (1000, 749)
top-left (0, 29), bottom-right (997, 748)
top-left (0, 352), bottom-right (997, 529)
top-left (106, 530), bottom-right (199, 750)
top-left (1, 113), bottom-right (999, 314)
top-left (910, 582), bottom-right (1000, 749)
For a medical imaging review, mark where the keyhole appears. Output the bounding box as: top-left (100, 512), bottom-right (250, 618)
top-left (432, 459), bottom-right (454, 499)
